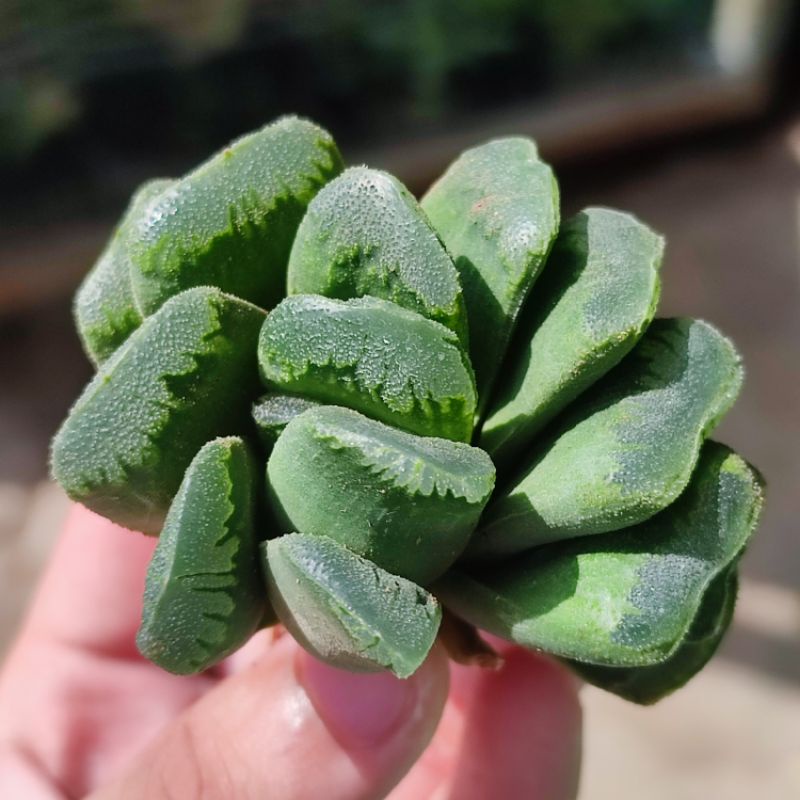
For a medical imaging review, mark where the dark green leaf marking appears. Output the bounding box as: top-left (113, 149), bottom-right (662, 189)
top-left (252, 393), bottom-right (320, 450)
top-left (421, 137), bottom-right (559, 404)
top-left (75, 179), bottom-right (172, 365)
top-left (137, 437), bottom-right (267, 674)
top-left (481, 207), bottom-right (663, 465)
top-left (438, 443), bottom-right (763, 667)
top-left (258, 295), bottom-right (477, 442)
top-left (472, 318), bottom-right (743, 556)
top-left (569, 566), bottom-right (738, 703)
top-left (129, 116), bottom-right (343, 315)
top-left (267, 406), bottom-right (495, 584)
top-left (51, 287), bottom-right (265, 534)
top-left (288, 167), bottom-right (468, 343)
top-left (264, 533), bottom-right (441, 678)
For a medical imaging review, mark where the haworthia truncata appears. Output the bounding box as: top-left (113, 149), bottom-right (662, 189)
top-left (264, 532), bottom-right (441, 678)
top-left (267, 406), bottom-right (495, 584)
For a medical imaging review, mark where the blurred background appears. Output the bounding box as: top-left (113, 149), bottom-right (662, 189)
top-left (1, 0), bottom-right (798, 796)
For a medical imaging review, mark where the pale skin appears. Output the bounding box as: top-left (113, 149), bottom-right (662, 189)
top-left (0, 504), bottom-right (582, 799)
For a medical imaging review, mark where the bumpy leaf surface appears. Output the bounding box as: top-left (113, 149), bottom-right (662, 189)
top-left (137, 437), bottom-right (267, 674)
top-left (264, 533), bottom-right (441, 678)
top-left (438, 443), bottom-right (763, 666)
top-left (267, 406), bottom-right (495, 584)
top-left (481, 207), bottom-right (662, 464)
top-left (52, 287), bottom-right (265, 533)
top-left (129, 116), bottom-right (342, 315)
top-left (421, 137), bottom-right (559, 403)
top-left (75, 179), bottom-right (172, 365)
top-left (570, 566), bottom-right (738, 703)
top-left (471, 317), bottom-right (743, 556)
top-left (252, 393), bottom-right (319, 449)
top-left (258, 295), bottom-right (477, 441)
top-left (288, 167), bottom-right (468, 342)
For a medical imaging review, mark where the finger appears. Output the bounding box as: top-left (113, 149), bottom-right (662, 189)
top-left (390, 646), bottom-right (582, 800)
top-left (0, 505), bottom-right (214, 797)
top-left (21, 503), bottom-right (156, 659)
top-left (90, 637), bottom-right (450, 800)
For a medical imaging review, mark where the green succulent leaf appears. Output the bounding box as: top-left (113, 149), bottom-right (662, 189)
top-left (128, 116), bottom-right (343, 316)
top-left (258, 294), bottom-right (477, 442)
top-left (480, 207), bottom-right (663, 465)
top-left (264, 532), bottom-right (441, 678)
top-left (438, 442), bottom-right (763, 667)
top-left (137, 437), bottom-right (268, 675)
top-left (51, 287), bottom-right (265, 533)
top-left (421, 137), bottom-right (559, 404)
top-left (471, 317), bottom-right (743, 556)
top-left (569, 565), bottom-right (738, 704)
top-left (267, 406), bottom-right (495, 584)
top-left (287, 166), bottom-right (468, 343)
top-left (252, 393), bottom-right (320, 450)
top-left (75, 178), bottom-right (172, 365)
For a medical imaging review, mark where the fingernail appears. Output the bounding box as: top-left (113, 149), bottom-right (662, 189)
top-left (297, 652), bottom-right (416, 748)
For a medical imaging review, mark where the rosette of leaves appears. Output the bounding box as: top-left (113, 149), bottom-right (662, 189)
top-left (51, 116), bottom-right (763, 703)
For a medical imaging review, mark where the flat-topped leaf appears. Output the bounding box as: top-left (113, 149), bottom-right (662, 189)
top-left (481, 208), bottom-right (663, 464)
top-left (438, 443), bottom-right (763, 667)
top-left (129, 116), bottom-right (343, 315)
top-left (421, 137), bottom-right (559, 403)
top-left (252, 393), bottom-right (320, 449)
top-left (264, 533), bottom-right (441, 677)
top-left (267, 406), bottom-right (495, 584)
top-left (569, 566), bottom-right (738, 703)
top-left (288, 167), bottom-right (468, 343)
top-left (75, 179), bottom-right (172, 365)
top-left (258, 295), bottom-right (477, 442)
top-left (51, 287), bottom-right (265, 534)
top-left (471, 318), bottom-right (743, 556)
top-left (137, 437), bottom-right (267, 674)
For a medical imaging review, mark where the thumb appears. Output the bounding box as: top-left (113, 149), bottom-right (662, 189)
top-left (90, 636), bottom-right (449, 800)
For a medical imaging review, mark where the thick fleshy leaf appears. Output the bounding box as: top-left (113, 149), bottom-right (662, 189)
top-left (129, 116), bottom-right (343, 315)
top-left (438, 442), bottom-right (763, 667)
top-left (137, 437), bottom-right (268, 674)
top-left (252, 393), bottom-right (320, 450)
top-left (471, 317), bottom-right (743, 556)
top-left (75, 179), bottom-right (172, 365)
top-left (287, 167), bottom-right (468, 343)
top-left (51, 287), bottom-right (265, 533)
top-left (258, 295), bottom-right (477, 442)
top-left (267, 406), bottom-right (495, 584)
top-left (421, 137), bottom-right (559, 404)
top-left (481, 207), bottom-right (663, 465)
top-left (569, 566), bottom-right (738, 703)
top-left (263, 533), bottom-right (441, 678)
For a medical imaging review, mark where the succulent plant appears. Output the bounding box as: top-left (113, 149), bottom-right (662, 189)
top-left (51, 115), bottom-right (763, 703)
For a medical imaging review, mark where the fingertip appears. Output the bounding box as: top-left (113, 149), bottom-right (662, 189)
top-left (297, 644), bottom-right (449, 751)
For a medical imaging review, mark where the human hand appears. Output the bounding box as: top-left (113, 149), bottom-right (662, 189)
top-left (0, 504), bottom-right (581, 799)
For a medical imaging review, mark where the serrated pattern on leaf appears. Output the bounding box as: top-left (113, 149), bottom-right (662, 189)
top-left (309, 406), bottom-right (494, 502)
top-left (51, 287), bottom-right (264, 533)
top-left (439, 443), bottom-right (762, 668)
top-left (258, 294), bottom-right (477, 442)
top-left (129, 116), bottom-right (343, 315)
top-left (472, 317), bottom-right (743, 556)
top-left (288, 166), bottom-right (467, 342)
top-left (421, 136), bottom-right (559, 404)
top-left (264, 533), bottom-right (441, 678)
top-left (75, 179), bottom-right (172, 365)
top-left (267, 406), bottom-right (495, 584)
top-left (481, 207), bottom-right (663, 464)
top-left (137, 437), bottom-right (266, 674)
